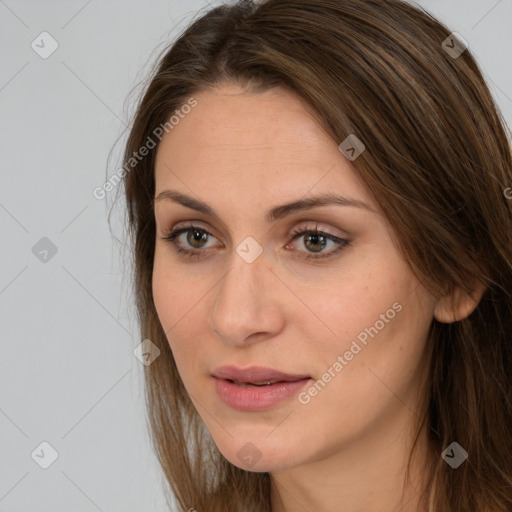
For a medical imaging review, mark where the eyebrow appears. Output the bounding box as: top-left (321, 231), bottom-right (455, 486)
top-left (154, 190), bottom-right (377, 222)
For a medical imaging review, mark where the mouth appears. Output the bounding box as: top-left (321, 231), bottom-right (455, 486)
top-left (211, 365), bottom-right (312, 411)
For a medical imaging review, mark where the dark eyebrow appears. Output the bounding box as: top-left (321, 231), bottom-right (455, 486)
top-left (154, 190), bottom-right (377, 222)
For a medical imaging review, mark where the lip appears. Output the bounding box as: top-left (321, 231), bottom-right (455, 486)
top-left (212, 366), bottom-right (312, 412)
top-left (212, 365), bottom-right (310, 384)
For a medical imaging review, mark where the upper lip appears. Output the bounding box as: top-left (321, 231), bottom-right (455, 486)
top-left (212, 365), bottom-right (311, 384)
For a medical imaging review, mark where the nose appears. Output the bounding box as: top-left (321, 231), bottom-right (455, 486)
top-left (208, 249), bottom-right (285, 348)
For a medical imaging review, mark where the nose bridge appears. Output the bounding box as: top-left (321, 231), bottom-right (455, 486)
top-left (209, 244), bottom-right (281, 345)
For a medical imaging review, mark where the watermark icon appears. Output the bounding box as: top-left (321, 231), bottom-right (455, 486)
top-left (134, 338), bottom-right (160, 366)
top-left (504, 187), bottom-right (512, 200)
top-left (236, 236), bottom-right (263, 263)
top-left (338, 134), bottom-right (365, 161)
top-left (298, 301), bottom-right (403, 405)
top-left (236, 442), bottom-right (263, 468)
top-left (31, 441), bottom-right (59, 469)
top-left (441, 32), bottom-right (468, 59)
top-left (441, 441), bottom-right (468, 469)
top-left (31, 31), bottom-right (59, 59)
top-left (93, 97), bottom-right (198, 200)
top-left (32, 237), bottom-right (58, 263)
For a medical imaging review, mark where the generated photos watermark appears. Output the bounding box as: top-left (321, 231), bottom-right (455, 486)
top-left (93, 96), bottom-right (198, 200)
top-left (298, 301), bottom-right (403, 405)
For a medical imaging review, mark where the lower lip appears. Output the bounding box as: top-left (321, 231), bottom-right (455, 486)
top-left (213, 377), bottom-right (311, 411)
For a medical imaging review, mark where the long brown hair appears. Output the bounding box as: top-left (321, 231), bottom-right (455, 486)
top-left (115, 1), bottom-right (512, 510)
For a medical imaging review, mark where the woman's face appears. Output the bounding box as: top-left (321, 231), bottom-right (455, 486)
top-left (152, 83), bottom-right (438, 473)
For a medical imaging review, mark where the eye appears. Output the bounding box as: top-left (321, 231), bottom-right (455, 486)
top-left (160, 224), bottom-right (220, 261)
top-left (159, 222), bottom-right (350, 261)
top-left (287, 224), bottom-right (350, 260)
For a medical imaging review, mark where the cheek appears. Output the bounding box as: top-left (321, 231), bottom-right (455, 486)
top-left (317, 287), bottom-right (432, 407)
top-left (295, 306), bottom-right (431, 448)
top-left (152, 250), bottom-right (200, 329)
top-left (152, 259), bottom-right (187, 351)
top-left (299, 264), bottom-right (403, 351)
top-left (152, 261), bottom-right (176, 330)
top-left (303, 261), bottom-right (432, 388)
top-left (151, 255), bottom-right (207, 372)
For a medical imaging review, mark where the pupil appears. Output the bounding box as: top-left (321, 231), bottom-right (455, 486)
top-left (188, 229), bottom-right (207, 247)
top-left (306, 233), bottom-right (325, 252)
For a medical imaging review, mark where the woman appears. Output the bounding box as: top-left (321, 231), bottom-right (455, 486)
top-left (118, 0), bottom-right (512, 510)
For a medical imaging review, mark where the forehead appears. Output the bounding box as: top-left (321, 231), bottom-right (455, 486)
top-left (154, 84), bottom-right (375, 212)
top-left (158, 84), bottom-right (328, 158)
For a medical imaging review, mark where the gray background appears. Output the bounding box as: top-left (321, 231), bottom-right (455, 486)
top-left (1, 1), bottom-right (511, 511)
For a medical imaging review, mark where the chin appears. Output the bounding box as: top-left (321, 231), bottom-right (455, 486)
top-left (215, 435), bottom-right (309, 473)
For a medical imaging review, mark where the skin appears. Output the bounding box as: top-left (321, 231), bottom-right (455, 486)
top-left (152, 82), bottom-right (485, 512)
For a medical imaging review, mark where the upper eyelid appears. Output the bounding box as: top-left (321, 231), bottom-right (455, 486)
top-left (163, 219), bottom-right (347, 241)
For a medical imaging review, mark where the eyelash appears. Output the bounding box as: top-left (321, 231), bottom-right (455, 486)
top-left (159, 223), bottom-right (350, 262)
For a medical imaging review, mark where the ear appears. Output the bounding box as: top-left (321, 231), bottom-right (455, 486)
top-left (434, 278), bottom-right (487, 323)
